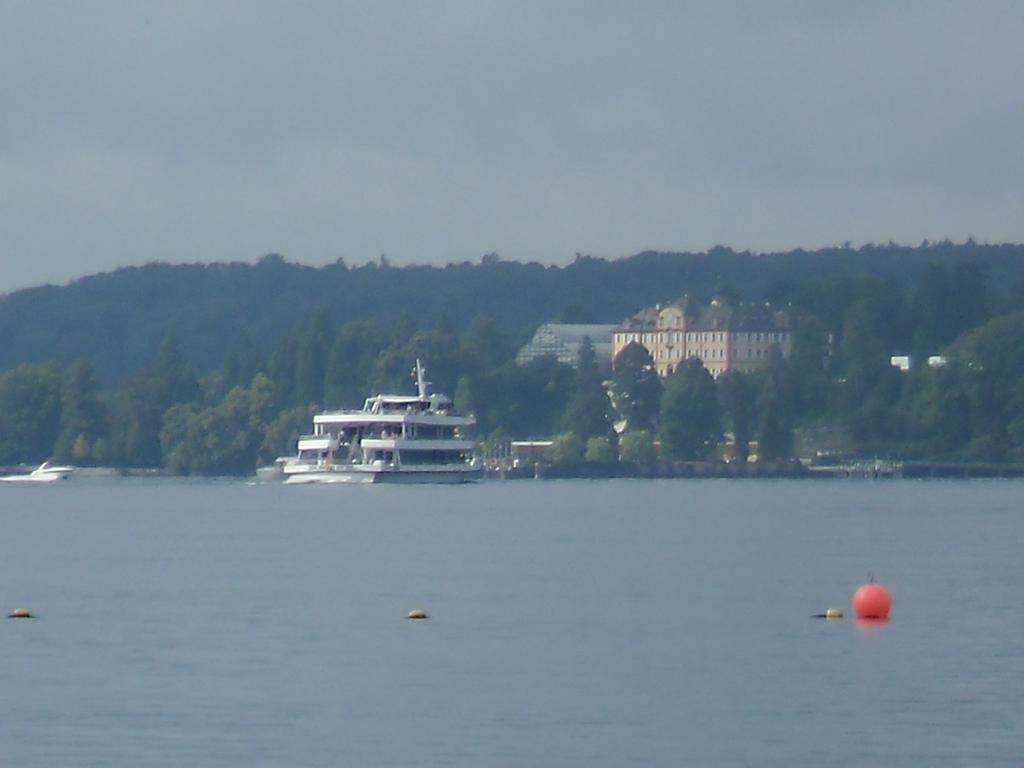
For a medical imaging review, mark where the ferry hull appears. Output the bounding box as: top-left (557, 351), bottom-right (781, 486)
top-left (284, 467), bottom-right (481, 485)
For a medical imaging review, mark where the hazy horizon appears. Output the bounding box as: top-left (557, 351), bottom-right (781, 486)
top-left (2, 2), bottom-right (1022, 294)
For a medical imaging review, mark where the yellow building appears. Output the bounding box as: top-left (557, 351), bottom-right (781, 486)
top-left (612, 298), bottom-right (793, 377)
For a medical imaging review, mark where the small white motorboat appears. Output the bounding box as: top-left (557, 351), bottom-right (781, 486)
top-left (0, 461), bottom-right (75, 482)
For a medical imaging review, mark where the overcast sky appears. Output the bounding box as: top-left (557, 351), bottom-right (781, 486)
top-left (1, 2), bottom-right (1022, 294)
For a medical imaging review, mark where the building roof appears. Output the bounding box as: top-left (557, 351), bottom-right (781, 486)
top-left (693, 300), bottom-right (791, 331)
top-left (616, 298), bottom-right (790, 333)
top-left (616, 307), bottom-right (659, 332)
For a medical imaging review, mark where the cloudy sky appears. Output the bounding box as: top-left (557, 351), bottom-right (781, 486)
top-left (1, 2), bottom-right (1022, 293)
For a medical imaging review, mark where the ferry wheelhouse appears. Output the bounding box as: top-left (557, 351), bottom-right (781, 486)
top-left (283, 361), bottom-right (480, 484)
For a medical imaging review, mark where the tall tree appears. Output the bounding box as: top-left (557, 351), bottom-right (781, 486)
top-left (323, 320), bottom-right (387, 408)
top-left (755, 349), bottom-right (795, 460)
top-left (611, 341), bottom-right (661, 432)
top-left (911, 263), bottom-right (955, 357)
top-left (717, 370), bottom-right (757, 462)
top-left (155, 337), bottom-right (201, 406)
top-left (501, 357), bottom-right (575, 438)
top-left (223, 334), bottom-right (266, 391)
top-left (269, 335), bottom-right (299, 407)
top-left (294, 308), bottom-right (335, 407)
top-left (659, 358), bottom-right (721, 461)
top-left (53, 360), bottom-right (107, 464)
top-left (561, 337), bottom-right (611, 440)
top-left (109, 338), bottom-right (201, 467)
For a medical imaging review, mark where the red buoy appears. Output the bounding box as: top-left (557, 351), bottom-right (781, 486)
top-left (852, 580), bottom-right (892, 619)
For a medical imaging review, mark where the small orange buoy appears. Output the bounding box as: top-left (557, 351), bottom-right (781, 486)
top-left (852, 580), bottom-right (892, 619)
top-left (8, 608), bottom-right (33, 619)
top-left (407, 608), bottom-right (428, 620)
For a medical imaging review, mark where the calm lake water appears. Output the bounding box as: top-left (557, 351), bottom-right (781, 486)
top-left (1, 478), bottom-right (1022, 767)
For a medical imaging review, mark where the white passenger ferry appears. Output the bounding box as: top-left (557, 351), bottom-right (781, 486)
top-left (283, 361), bottom-right (481, 484)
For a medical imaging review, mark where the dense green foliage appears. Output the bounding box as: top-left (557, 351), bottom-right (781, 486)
top-left (2, 242), bottom-right (1022, 384)
top-left (610, 342), bottom-right (661, 432)
top-left (561, 339), bottom-right (613, 440)
top-left (659, 359), bottom-right (722, 460)
top-left (1, 243), bottom-right (1024, 474)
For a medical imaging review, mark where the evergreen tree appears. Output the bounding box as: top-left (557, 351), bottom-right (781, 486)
top-left (223, 334), bottom-right (266, 390)
top-left (911, 263), bottom-right (954, 357)
top-left (561, 338), bottom-right (611, 440)
top-left (323, 320), bottom-right (387, 408)
top-left (948, 261), bottom-right (991, 339)
top-left (269, 335), bottom-right (299, 407)
top-left (155, 337), bottom-right (201, 406)
top-left (294, 308), bottom-right (334, 407)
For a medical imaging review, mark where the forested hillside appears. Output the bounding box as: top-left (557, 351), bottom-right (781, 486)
top-left (2, 241), bottom-right (1022, 383)
top-left (2, 240), bottom-right (1024, 473)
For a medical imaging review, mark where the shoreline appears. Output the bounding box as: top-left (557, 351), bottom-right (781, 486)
top-left (4, 462), bottom-right (1023, 482)
top-left (487, 459), bottom-right (1024, 480)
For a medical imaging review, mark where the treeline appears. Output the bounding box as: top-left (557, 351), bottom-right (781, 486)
top-left (0, 313), bottom-right (581, 474)
top-left (3, 241), bottom-right (1024, 384)
top-left (592, 260), bottom-right (1024, 465)
top-left (1, 257), bottom-right (1023, 473)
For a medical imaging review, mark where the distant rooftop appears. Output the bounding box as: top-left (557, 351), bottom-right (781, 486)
top-left (616, 297), bottom-right (791, 332)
